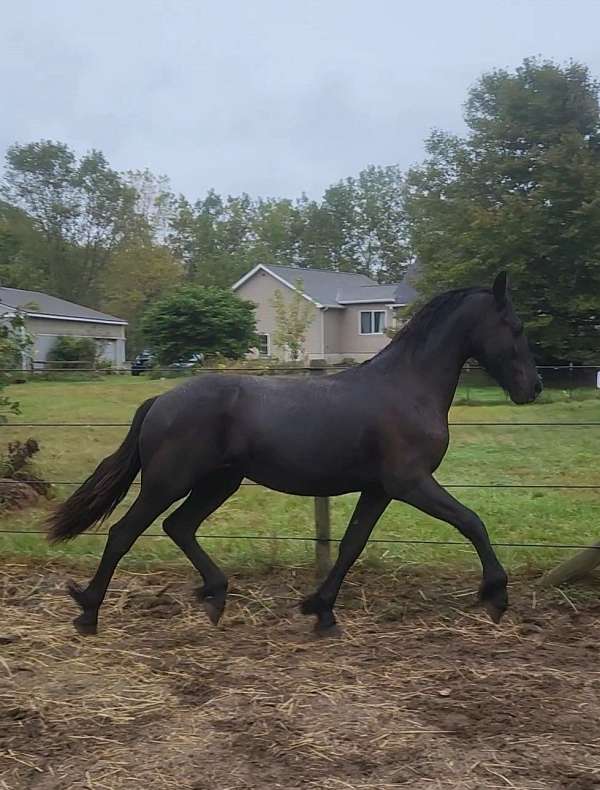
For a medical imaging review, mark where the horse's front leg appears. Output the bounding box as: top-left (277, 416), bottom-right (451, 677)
top-left (395, 475), bottom-right (508, 623)
top-left (301, 489), bottom-right (390, 634)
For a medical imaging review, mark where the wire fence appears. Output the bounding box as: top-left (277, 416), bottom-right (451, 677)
top-left (0, 363), bottom-right (598, 555)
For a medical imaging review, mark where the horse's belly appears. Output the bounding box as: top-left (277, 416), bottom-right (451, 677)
top-left (245, 468), bottom-right (365, 497)
top-left (243, 446), bottom-right (374, 497)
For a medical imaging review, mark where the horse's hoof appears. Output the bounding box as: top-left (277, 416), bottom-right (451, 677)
top-left (479, 575), bottom-right (508, 625)
top-left (483, 599), bottom-right (506, 624)
top-left (314, 622), bottom-right (342, 639)
top-left (202, 598), bottom-right (226, 626)
top-left (300, 594), bottom-right (322, 616)
top-left (195, 587), bottom-right (227, 626)
top-left (73, 614), bottom-right (98, 636)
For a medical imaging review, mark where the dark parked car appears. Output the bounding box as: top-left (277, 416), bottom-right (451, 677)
top-left (168, 352), bottom-right (205, 369)
top-left (130, 350), bottom-right (156, 376)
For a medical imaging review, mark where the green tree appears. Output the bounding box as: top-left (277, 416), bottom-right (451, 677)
top-left (0, 201), bottom-right (48, 290)
top-left (297, 166), bottom-right (409, 281)
top-left (0, 311), bottom-right (33, 419)
top-left (167, 168), bottom-right (410, 287)
top-left (1, 141), bottom-right (141, 303)
top-left (406, 58), bottom-right (600, 362)
top-left (141, 286), bottom-right (256, 363)
top-left (270, 280), bottom-right (315, 361)
top-left (123, 169), bottom-right (174, 242)
top-left (168, 191), bottom-right (256, 288)
top-left (99, 240), bottom-right (182, 354)
top-left (251, 198), bottom-right (305, 266)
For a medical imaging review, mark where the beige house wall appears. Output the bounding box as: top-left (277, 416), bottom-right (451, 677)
top-left (235, 270), bottom-right (406, 363)
top-left (323, 308), bottom-right (342, 358)
top-left (335, 303), bottom-right (393, 362)
top-left (235, 269), bottom-right (324, 360)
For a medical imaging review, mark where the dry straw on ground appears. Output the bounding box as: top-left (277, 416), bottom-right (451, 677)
top-left (1, 560), bottom-right (599, 789)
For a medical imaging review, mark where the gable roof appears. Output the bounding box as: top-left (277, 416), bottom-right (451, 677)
top-left (0, 287), bottom-right (127, 325)
top-left (232, 264), bottom-right (418, 308)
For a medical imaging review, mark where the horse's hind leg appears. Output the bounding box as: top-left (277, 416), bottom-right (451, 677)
top-left (162, 469), bottom-right (243, 625)
top-left (67, 489), bottom-right (174, 635)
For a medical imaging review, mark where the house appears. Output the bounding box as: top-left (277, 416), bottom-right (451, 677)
top-left (0, 286), bottom-right (127, 368)
top-left (232, 264), bottom-right (418, 363)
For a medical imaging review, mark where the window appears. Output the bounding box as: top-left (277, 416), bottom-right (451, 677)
top-left (257, 333), bottom-right (270, 356)
top-left (359, 310), bottom-right (386, 335)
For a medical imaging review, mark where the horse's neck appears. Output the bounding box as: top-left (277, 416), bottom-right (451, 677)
top-left (370, 310), bottom-right (474, 414)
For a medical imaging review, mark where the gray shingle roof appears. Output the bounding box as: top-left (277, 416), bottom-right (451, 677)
top-left (0, 287), bottom-right (127, 324)
top-left (337, 282), bottom-right (417, 303)
top-left (262, 265), bottom-right (418, 307)
top-left (265, 265), bottom-right (376, 307)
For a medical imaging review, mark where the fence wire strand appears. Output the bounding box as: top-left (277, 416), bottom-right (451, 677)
top-left (2, 421), bottom-right (600, 427)
top-left (1, 528), bottom-right (599, 551)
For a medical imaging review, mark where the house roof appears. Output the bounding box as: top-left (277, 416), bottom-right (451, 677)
top-left (336, 280), bottom-right (418, 305)
top-left (0, 287), bottom-right (127, 325)
top-left (233, 264), bottom-right (419, 308)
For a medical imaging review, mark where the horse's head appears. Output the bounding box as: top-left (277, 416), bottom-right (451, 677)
top-left (471, 272), bottom-right (542, 405)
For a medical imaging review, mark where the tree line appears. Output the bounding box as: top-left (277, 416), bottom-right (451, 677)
top-left (1, 57), bottom-right (600, 363)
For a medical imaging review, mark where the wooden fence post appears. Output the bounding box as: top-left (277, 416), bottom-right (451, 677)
top-left (314, 495), bottom-right (332, 580)
top-left (309, 358), bottom-right (332, 578)
top-left (541, 541), bottom-right (600, 587)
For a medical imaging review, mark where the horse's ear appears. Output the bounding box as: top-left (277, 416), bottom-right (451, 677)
top-left (492, 271), bottom-right (509, 309)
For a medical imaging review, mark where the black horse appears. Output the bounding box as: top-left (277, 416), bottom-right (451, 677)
top-left (48, 272), bottom-right (541, 635)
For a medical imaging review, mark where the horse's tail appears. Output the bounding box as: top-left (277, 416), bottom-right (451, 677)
top-left (47, 397), bottom-right (158, 542)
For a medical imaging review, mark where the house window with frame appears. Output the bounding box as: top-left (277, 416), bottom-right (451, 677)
top-left (257, 333), bottom-right (270, 357)
top-left (359, 310), bottom-right (386, 335)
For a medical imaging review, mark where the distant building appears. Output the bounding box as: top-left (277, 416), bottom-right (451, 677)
top-left (232, 264), bottom-right (418, 363)
top-left (0, 287), bottom-right (127, 368)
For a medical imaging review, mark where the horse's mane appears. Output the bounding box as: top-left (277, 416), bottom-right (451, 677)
top-left (390, 286), bottom-right (489, 346)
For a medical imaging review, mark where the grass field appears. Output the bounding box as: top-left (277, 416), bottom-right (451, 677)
top-left (0, 375), bottom-right (598, 574)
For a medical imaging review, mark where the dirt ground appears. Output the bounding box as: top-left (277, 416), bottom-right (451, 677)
top-left (0, 560), bottom-right (599, 790)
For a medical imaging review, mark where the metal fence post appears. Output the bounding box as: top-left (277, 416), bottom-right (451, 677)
top-left (309, 358), bottom-right (332, 578)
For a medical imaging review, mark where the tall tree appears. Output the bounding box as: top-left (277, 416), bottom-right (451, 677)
top-left (252, 198), bottom-right (305, 267)
top-left (168, 191), bottom-right (255, 287)
top-left (100, 241), bottom-right (182, 353)
top-left (124, 169), bottom-right (174, 243)
top-left (1, 141), bottom-right (140, 303)
top-left (168, 167), bottom-right (410, 287)
top-left (298, 166), bottom-right (409, 280)
top-left (406, 58), bottom-right (600, 362)
top-left (0, 201), bottom-right (47, 290)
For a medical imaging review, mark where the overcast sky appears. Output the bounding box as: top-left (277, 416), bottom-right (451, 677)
top-left (3, 1), bottom-right (599, 201)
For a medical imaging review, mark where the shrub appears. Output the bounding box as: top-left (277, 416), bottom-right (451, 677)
top-left (141, 286), bottom-right (256, 364)
top-left (47, 336), bottom-right (99, 369)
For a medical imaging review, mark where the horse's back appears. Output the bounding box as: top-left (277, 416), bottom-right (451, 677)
top-left (138, 372), bottom-right (384, 494)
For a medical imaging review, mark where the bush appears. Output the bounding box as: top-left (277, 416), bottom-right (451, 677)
top-left (47, 336), bottom-right (99, 369)
top-left (141, 286), bottom-right (257, 364)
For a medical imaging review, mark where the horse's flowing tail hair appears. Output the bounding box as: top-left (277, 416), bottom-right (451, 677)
top-left (46, 397), bottom-right (158, 542)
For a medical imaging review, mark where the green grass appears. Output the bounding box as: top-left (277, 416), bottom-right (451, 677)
top-left (0, 375), bottom-right (599, 574)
